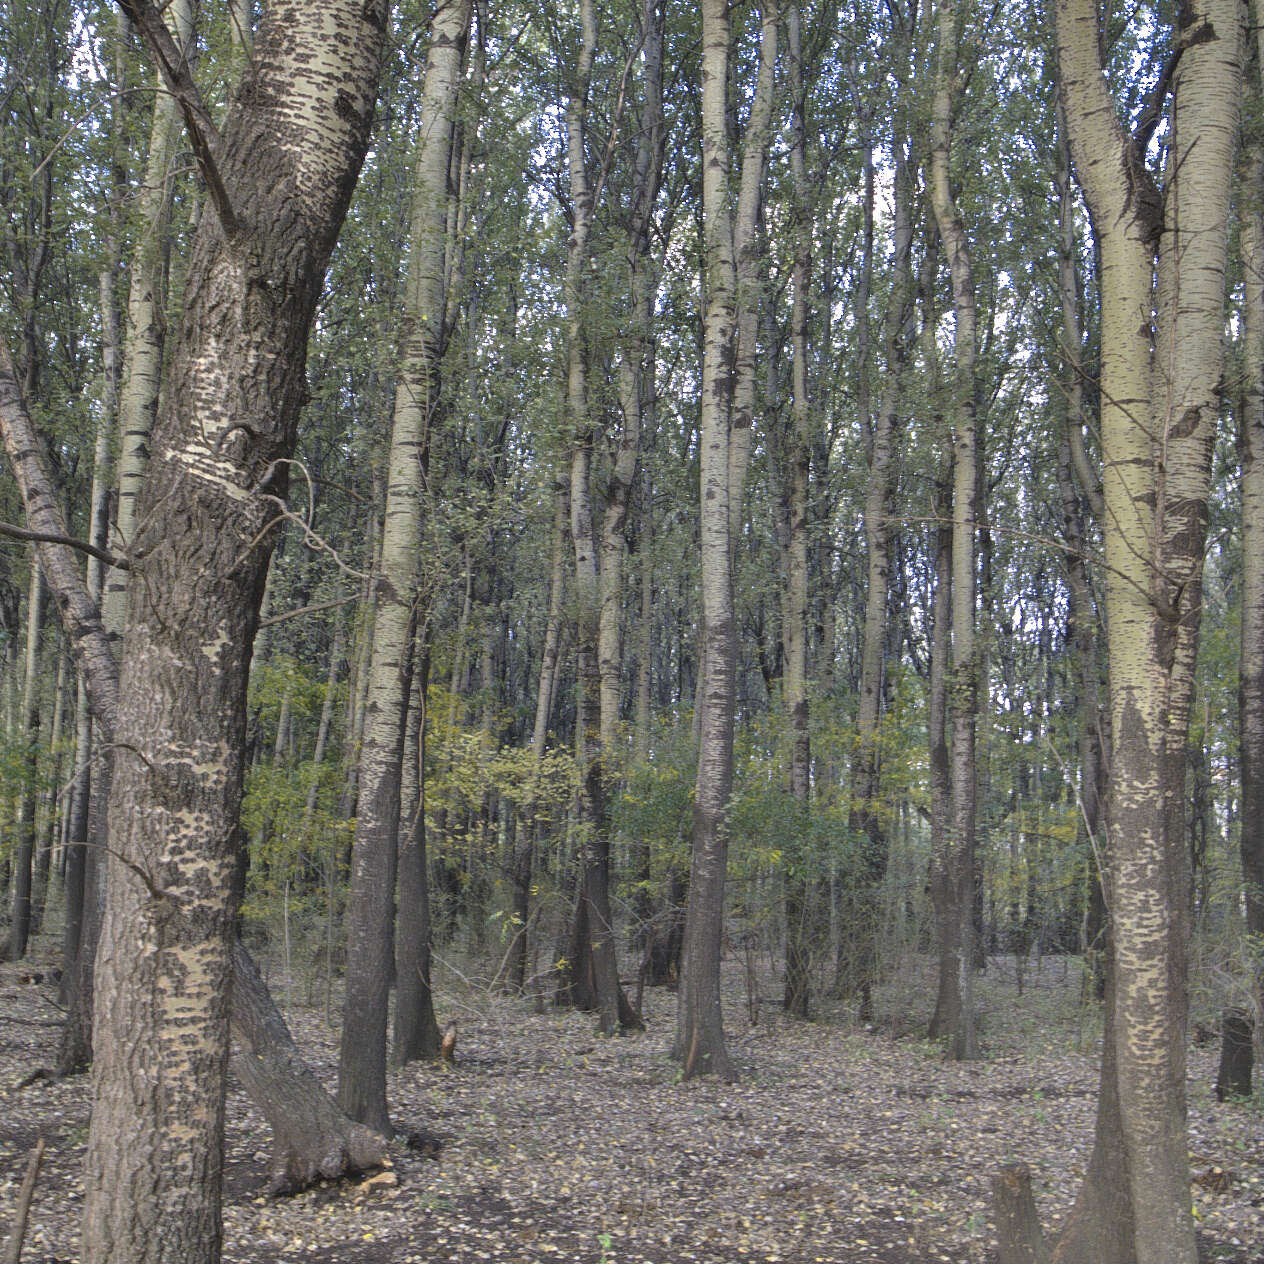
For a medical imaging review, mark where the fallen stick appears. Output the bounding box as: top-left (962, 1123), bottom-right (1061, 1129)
top-left (3, 1136), bottom-right (46, 1264)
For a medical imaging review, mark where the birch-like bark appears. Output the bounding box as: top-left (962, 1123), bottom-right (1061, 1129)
top-left (339, 0), bottom-right (469, 1124)
top-left (75, 1), bottom-right (389, 1256)
top-left (102, 0), bottom-right (194, 643)
top-left (1051, 3), bottom-right (1242, 1260)
top-left (674, 0), bottom-right (771, 1082)
top-left (926, 0), bottom-right (979, 1061)
top-left (726, 4), bottom-right (778, 548)
top-left (600, 0), bottom-right (664, 754)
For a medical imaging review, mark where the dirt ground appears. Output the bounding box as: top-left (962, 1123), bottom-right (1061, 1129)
top-left (2, 948), bottom-right (1262, 1263)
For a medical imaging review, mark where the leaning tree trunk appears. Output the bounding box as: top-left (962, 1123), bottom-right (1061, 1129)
top-left (231, 941), bottom-right (385, 1195)
top-left (339, 0), bottom-right (469, 1129)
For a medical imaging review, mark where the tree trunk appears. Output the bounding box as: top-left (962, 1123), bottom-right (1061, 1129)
top-left (102, 0), bottom-right (195, 644)
top-left (394, 641), bottom-right (442, 1064)
top-left (843, 121), bottom-right (915, 1012)
top-left (1238, 0), bottom-right (1264, 1082)
top-left (31, 644), bottom-right (69, 935)
top-left (780, 0), bottom-right (814, 1023)
top-left (231, 940), bottom-right (387, 1195)
top-left (560, 0), bottom-right (641, 1036)
top-left (926, 0), bottom-right (979, 1062)
top-left (339, 0), bottom-right (469, 1133)
top-left (511, 470), bottom-right (569, 993)
top-left (8, 553), bottom-right (46, 961)
top-left (1052, 3), bottom-right (1242, 1260)
top-left (5, 4), bottom-right (391, 1258)
top-left (675, 0), bottom-right (774, 1081)
top-left (1052, 124), bottom-right (1108, 990)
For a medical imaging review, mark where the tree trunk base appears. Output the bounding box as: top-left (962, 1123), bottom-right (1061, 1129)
top-left (1215, 1007), bottom-right (1253, 1102)
top-left (231, 941), bottom-right (389, 1196)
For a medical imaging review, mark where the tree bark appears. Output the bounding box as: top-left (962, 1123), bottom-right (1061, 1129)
top-left (843, 107), bottom-right (917, 1013)
top-left (339, 0), bottom-right (469, 1131)
top-left (926, 0), bottom-right (980, 1062)
top-left (1052, 121), bottom-right (1108, 989)
top-left (394, 639), bottom-right (442, 1065)
top-left (1238, 0), bottom-right (1264, 1080)
top-left (781, 0), bottom-right (814, 1021)
top-left (4, 4), bottom-right (391, 1259)
top-left (102, 0), bottom-right (195, 645)
top-left (8, 553), bottom-right (46, 961)
top-left (510, 470), bottom-right (569, 993)
top-left (231, 940), bottom-right (386, 1196)
top-left (674, 0), bottom-right (776, 1081)
top-left (560, 0), bottom-right (641, 1036)
top-left (1052, 3), bottom-right (1242, 1260)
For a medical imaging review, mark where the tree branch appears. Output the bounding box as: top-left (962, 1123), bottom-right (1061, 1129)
top-left (0, 520), bottom-right (127, 571)
top-left (116, 0), bottom-right (239, 238)
top-left (1132, 43), bottom-right (1183, 162)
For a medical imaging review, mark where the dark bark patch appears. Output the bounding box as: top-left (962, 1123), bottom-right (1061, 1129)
top-left (1171, 406), bottom-right (1202, 440)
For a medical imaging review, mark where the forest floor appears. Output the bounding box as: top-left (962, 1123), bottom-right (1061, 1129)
top-left (1, 945), bottom-right (1262, 1264)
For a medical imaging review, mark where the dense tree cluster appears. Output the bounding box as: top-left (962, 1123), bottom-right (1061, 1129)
top-left (0, 1), bottom-right (1259, 1262)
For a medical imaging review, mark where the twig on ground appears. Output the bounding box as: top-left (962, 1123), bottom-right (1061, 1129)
top-left (3, 1136), bottom-right (46, 1264)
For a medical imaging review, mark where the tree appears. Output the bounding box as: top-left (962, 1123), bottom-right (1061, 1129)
top-left (1237, 0), bottom-right (1264, 1083)
top-left (18, 1), bottom-right (391, 1257)
top-left (926, 0), bottom-right (981, 1062)
top-left (339, 0), bottom-right (471, 1133)
top-left (674, 0), bottom-right (777, 1081)
top-left (1027, 3), bottom-right (1244, 1261)
top-left (779, 0), bottom-right (815, 1021)
top-left (844, 50), bottom-right (917, 1015)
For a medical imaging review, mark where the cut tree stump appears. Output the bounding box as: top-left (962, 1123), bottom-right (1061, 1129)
top-left (992, 1162), bottom-right (1050, 1264)
top-left (439, 1020), bottom-right (458, 1066)
top-left (1215, 1007), bottom-right (1253, 1102)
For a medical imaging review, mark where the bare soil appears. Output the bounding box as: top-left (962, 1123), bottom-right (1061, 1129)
top-left (2, 949), bottom-right (1262, 1263)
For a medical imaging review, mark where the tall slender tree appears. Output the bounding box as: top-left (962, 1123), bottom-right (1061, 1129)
top-left (339, 0), bottom-right (471, 1131)
top-left (1038, 3), bottom-right (1243, 1260)
top-left (926, 0), bottom-right (981, 1061)
top-left (675, 0), bottom-right (777, 1080)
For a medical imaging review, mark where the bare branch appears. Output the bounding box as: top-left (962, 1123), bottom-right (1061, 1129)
top-left (0, 519), bottom-right (127, 571)
top-left (259, 593), bottom-right (358, 629)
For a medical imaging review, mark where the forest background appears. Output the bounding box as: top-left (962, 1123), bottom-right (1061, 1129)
top-left (0, 1), bottom-right (1261, 1262)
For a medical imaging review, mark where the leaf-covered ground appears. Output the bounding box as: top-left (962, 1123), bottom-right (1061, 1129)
top-left (2, 949), bottom-right (1262, 1263)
